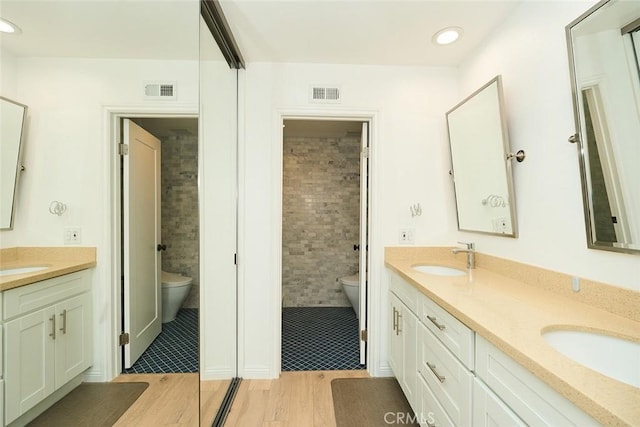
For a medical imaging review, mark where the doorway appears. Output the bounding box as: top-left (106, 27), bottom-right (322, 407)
top-left (280, 118), bottom-right (369, 371)
top-left (119, 116), bottom-right (200, 374)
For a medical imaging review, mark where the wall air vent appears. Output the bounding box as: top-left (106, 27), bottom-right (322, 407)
top-left (144, 82), bottom-right (177, 100)
top-left (310, 85), bottom-right (341, 103)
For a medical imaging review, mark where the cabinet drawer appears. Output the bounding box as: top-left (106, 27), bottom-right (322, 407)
top-left (418, 323), bottom-right (472, 427)
top-left (390, 272), bottom-right (419, 315)
top-left (3, 270), bottom-right (91, 320)
top-left (417, 372), bottom-right (454, 427)
top-left (419, 293), bottom-right (474, 369)
top-left (473, 378), bottom-right (526, 426)
top-left (475, 335), bottom-right (599, 426)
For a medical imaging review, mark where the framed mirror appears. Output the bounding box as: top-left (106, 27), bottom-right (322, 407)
top-left (567, 0), bottom-right (640, 254)
top-left (446, 75), bottom-right (519, 237)
top-left (0, 96), bottom-right (27, 230)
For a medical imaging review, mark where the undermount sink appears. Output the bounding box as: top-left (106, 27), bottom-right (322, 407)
top-left (542, 329), bottom-right (640, 388)
top-left (412, 265), bottom-right (466, 276)
top-left (0, 266), bottom-right (49, 276)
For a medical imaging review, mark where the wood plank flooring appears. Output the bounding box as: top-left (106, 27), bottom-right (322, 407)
top-left (113, 370), bottom-right (368, 426)
top-left (224, 370), bottom-right (370, 427)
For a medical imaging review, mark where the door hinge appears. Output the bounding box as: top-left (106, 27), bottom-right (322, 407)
top-left (119, 332), bottom-right (130, 346)
top-left (361, 146), bottom-right (369, 158)
top-left (119, 143), bottom-right (129, 156)
top-left (360, 329), bottom-right (368, 341)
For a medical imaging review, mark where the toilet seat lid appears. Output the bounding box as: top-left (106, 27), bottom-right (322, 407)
top-left (341, 274), bottom-right (359, 286)
top-left (161, 271), bottom-right (192, 287)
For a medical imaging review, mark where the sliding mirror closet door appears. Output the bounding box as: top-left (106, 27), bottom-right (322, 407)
top-left (1, 0), bottom-right (201, 424)
top-left (199, 11), bottom-right (239, 424)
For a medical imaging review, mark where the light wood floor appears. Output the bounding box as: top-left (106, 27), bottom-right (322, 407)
top-left (112, 370), bottom-right (368, 426)
top-left (224, 370), bottom-right (369, 427)
top-left (113, 374), bottom-right (229, 426)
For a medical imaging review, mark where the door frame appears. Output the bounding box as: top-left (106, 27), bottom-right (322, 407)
top-left (273, 110), bottom-right (377, 375)
top-left (104, 105), bottom-right (198, 378)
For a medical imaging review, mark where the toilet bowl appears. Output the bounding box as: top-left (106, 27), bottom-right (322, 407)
top-left (161, 271), bottom-right (193, 323)
top-left (340, 273), bottom-right (360, 319)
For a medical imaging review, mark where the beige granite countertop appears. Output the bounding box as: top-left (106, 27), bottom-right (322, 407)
top-left (385, 246), bottom-right (640, 427)
top-left (0, 247), bottom-right (96, 291)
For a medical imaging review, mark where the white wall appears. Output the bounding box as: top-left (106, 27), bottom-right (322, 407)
top-left (0, 48), bottom-right (18, 100)
top-left (239, 62), bottom-right (459, 377)
top-left (1, 56), bottom-right (198, 380)
top-left (457, 0), bottom-right (639, 290)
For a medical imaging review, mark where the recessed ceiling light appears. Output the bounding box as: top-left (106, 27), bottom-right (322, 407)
top-left (433, 27), bottom-right (463, 45)
top-left (0, 18), bottom-right (22, 35)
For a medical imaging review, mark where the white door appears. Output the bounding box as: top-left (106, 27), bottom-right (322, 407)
top-left (123, 119), bottom-right (162, 368)
top-left (359, 121), bottom-right (369, 365)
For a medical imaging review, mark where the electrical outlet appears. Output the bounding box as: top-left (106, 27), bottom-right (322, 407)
top-left (399, 228), bottom-right (415, 245)
top-left (64, 227), bottom-right (81, 245)
top-left (493, 217), bottom-right (508, 233)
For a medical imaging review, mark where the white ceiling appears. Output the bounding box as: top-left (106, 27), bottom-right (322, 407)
top-left (220, 0), bottom-right (523, 66)
top-left (0, 0), bottom-right (522, 66)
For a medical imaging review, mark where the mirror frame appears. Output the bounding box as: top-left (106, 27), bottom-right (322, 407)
top-left (566, 0), bottom-right (640, 254)
top-left (446, 75), bottom-right (519, 238)
top-left (0, 96), bottom-right (27, 231)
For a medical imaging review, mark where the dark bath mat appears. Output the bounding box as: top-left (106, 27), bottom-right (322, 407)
top-left (28, 382), bottom-right (149, 427)
top-left (331, 377), bottom-right (419, 427)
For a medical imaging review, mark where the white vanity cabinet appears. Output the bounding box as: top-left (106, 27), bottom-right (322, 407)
top-left (389, 274), bottom-right (419, 408)
top-left (3, 270), bottom-right (93, 425)
top-left (475, 336), bottom-right (599, 427)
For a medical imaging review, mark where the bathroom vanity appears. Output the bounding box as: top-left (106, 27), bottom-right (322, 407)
top-left (385, 246), bottom-right (640, 426)
top-left (0, 247), bottom-right (96, 426)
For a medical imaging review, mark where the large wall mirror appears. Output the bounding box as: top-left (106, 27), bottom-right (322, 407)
top-left (0, 96), bottom-right (27, 230)
top-left (567, 0), bottom-right (640, 254)
top-left (1, 0), bottom-right (240, 424)
top-left (446, 75), bottom-right (519, 237)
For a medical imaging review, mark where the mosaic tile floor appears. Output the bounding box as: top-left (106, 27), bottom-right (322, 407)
top-left (123, 308), bottom-right (198, 374)
top-left (282, 307), bottom-right (366, 371)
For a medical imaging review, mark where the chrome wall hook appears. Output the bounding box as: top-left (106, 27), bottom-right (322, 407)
top-left (410, 203), bottom-right (422, 217)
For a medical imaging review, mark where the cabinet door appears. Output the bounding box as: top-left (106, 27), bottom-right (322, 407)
top-left (473, 378), bottom-right (526, 427)
top-left (4, 307), bottom-right (56, 424)
top-left (399, 302), bottom-right (417, 409)
top-left (55, 292), bottom-right (93, 388)
top-left (388, 293), bottom-right (402, 376)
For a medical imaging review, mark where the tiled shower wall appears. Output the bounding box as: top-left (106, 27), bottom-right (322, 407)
top-left (161, 132), bottom-right (199, 308)
top-left (282, 135), bottom-right (361, 307)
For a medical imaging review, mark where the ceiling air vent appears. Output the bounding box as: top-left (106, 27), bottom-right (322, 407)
top-left (144, 82), bottom-right (177, 100)
top-left (310, 85), bottom-right (341, 103)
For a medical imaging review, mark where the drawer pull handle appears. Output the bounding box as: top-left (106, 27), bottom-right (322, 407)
top-left (427, 362), bottom-right (446, 383)
top-left (392, 307), bottom-right (397, 332)
top-left (427, 421), bottom-right (436, 427)
top-left (396, 312), bottom-right (402, 335)
top-left (426, 315), bottom-right (446, 331)
top-left (60, 309), bottom-right (67, 334)
top-left (49, 315), bottom-right (56, 340)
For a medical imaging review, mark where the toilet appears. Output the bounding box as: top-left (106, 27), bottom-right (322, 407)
top-left (340, 273), bottom-right (360, 318)
top-left (161, 270), bottom-right (193, 323)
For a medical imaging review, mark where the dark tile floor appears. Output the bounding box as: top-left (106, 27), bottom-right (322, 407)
top-left (123, 308), bottom-right (198, 374)
top-left (282, 307), bottom-right (366, 371)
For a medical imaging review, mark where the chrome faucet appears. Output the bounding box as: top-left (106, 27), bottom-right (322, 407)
top-left (452, 242), bottom-right (475, 269)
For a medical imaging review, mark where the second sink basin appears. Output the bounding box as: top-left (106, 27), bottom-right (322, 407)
top-left (0, 266), bottom-right (49, 276)
top-left (543, 328), bottom-right (640, 388)
top-left (412, 265), bottom-right (466, 276)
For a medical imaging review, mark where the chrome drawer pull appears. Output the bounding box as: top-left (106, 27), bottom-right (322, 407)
top-left (396, 312), bottom-right (402, 335)
top-left (60, 309), bottom-right (67, 334)
top-left (426, 362), bottom-right (446, 383)
top-left (392, 307), bottom-right (398, 332)
top-left (426, 421), bottom-right (436, 427)
top-left (426, 315), bottom-right (446, 331)
top-left (49, 315), bottom-right (56, 340)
